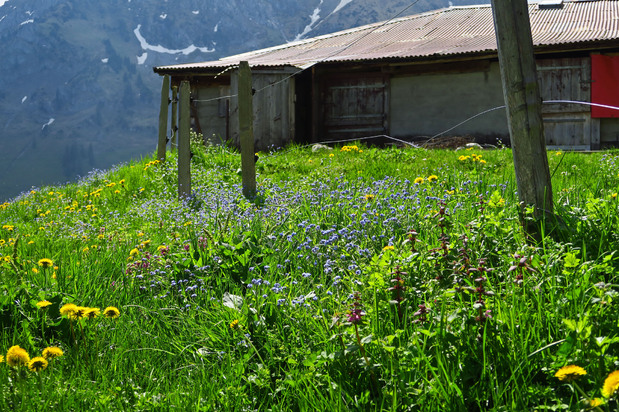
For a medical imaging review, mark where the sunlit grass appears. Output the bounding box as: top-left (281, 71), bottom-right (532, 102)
top-left (0, 139), bottom-right (618, 410)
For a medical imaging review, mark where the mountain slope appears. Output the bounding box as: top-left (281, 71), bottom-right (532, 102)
top-left (0, 0), bottom-right (486, 201)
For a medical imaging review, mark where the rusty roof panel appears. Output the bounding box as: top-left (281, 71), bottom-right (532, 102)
top-left (154, 1), bottom-right (619, 73)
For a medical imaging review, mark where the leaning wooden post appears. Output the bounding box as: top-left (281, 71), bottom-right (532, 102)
top-left (171, 85), bottom-right (179, 152)
top-left (178, 81), bottom-right (191, 199)
top-left (156, 75), bottom-right (170, 162)
top-left (491, 0), bottom-right (553, 219)
top-left (238, 61), bottom-right (256, 199)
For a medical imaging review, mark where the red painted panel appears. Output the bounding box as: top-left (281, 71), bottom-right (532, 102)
top-left (592, 54), bottom-right (619, 118)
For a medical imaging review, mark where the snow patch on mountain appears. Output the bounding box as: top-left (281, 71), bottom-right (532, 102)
top-left (0, 1), bottom-right (9, 8)
top-left (20, 19), bottom-right (34, 25)
top-left (160, 13), bottom-right (167, 19)
top-left (333, 0), bottom-right (354, 14)
top-left (133, 24), bottom-right (215, 55)
top-left (21, 96), bottom-right (27, 103)
top-left (136, 52), bottom-right (148, 64)
top-left (41, 118), bottom-right (54, 130)
top-left (294, 0), bottom-right (323, 41)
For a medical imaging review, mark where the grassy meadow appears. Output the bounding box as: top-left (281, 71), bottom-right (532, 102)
top-left (1, 137), bottom-right (619, 411)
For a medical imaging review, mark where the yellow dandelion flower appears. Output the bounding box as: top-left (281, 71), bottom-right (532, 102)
top-left (42, 346), bottom-right (64, 360)
top-left (38, 258), bottom-right (53, 268)
top-left (0, 355), bottom-right (3, 363)
top-left (612, 193), bottom-right (617, 199)
top-left (329, 153), bottom-right (334, 157)
top-left (230, 319), bottom-right (240, 330)
top-left (414, 177), bottom-right (424, 184)
top-left (28, 357), bottom-right (48, 372)
top-left (602, 370), bottom-right (619, 398)
top-left (555, 365), bottom-right (587, 382)
top-left (32, 267), bottom-right (39, 274)
top-left (68, 306), bottom-right (88, 320)
top-left (589, 398), bottom-right (604, 407)
top-left (129, 248), bottom-right (140, 257)
top-left (383, 245), bottom-right (395, 251)
top-left (427, 175), bottom-right (438, 182)
top-left (36, 300), bottom-right (52, 309)
top-left (6, 345), bottom-right (30, 367)
top-left (103, 306), bottom-right (120, 319)
top-left (84, 307), bottom-right (101, 319)
top-left (364, 194), bottom-right (375, 201)
top-left (59, 303), bottom-right (78, 318)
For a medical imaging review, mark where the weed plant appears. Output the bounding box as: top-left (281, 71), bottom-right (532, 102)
top-left (1, 138), bottom-right (619, 411)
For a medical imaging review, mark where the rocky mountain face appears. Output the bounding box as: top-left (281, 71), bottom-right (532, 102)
top-left (0, 0), bottom-right (485, 201)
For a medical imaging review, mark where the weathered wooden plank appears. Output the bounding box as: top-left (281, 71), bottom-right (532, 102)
top-left (239, 61), bottom-right (256, 199)
top-left (178, 81), bottom-right (191, 199)
top-left (171, 85), bottom-right (179, 152)
top-left (491, 0), bottom-right (553, 217)
top-left (590, 118), bottom-right (601, 150)
top-left (157, 75), bottom-right (170, 162)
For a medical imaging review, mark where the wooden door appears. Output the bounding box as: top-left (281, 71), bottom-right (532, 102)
top-left (321, 73), bottom-right (388, 140)
top-left (537, 57), bottom-right (600, 149)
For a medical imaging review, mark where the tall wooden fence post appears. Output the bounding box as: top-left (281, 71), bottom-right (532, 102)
top-left (178, 81), bottom-right (191, 199)
top-left (157, 75), bottom-right (170, 162)
top-left (239, 61), bottom-right (256, 199)
top-left (171, 85), bottom-right (179, 152)
top-left (491, 0), bottom-right (553, 219)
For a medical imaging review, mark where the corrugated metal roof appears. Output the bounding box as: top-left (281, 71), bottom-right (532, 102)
top-left (154, 1), bottom-right (619, 73)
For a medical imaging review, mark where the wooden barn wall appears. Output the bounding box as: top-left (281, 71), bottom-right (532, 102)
top-left (230, 69), bottom-right (296, 151)
top-left (193, 83), bottom-right (230, 145)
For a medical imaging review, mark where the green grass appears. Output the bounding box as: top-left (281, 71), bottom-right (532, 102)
top-left (1, 138), bottom-right (619, 411)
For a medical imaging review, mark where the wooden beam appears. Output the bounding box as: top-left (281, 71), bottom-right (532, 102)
top-left (491, 0), bottom-right (553, 217)
top-left (178, 81), bottom-right (191, 199)
top-left (156, 75), bottom-right (170, 162)
top-left (239, 61), bottom-right (256, 199)
top-left (171, 85), bottom-right (178, 152)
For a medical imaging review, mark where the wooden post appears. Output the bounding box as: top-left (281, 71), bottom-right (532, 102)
top-left (239, 61), bottom-right (256, 199)
top-left (178, 81), bottom-right (191, 199)
top-left (156, 75), bottom-right (170, 162)
top-left (491, 0), bottom-right (553, 218)
top-left (171, 85), bottom-right (179, 152)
